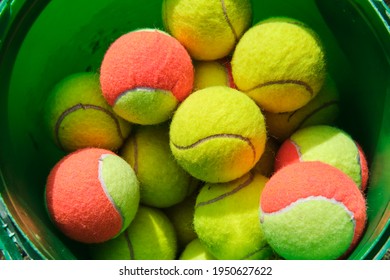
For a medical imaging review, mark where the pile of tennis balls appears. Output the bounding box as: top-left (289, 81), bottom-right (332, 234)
top-left (43, 0), bottom-right (369, 260)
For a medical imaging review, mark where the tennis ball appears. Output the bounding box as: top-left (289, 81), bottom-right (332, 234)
top-left (194, 172), bottom-right (273, 260)
top-left (264, 75), bottom-right (340, 142)
top-left (232, 17), bottom-right (326, 113)
top-left (179, 238), bottom-right (216, 260)
top-left (193, 58), bottom-right (236, 91)
top-left (253, 137), bottom-right (279, 177)
top-left (100, 29), bottom-right (194, 125)
top-left (260, 161), bottom-right (367, 260)
top-left (89, 206), bottom-right (177, 260)
top-left (170, 86), bottom-right (267, 183)
top-left (275, 125), bottom-right (369, 191)
top-left (162, 0), bottom-right (252, 61)
top-left (164, 193), bottom-right (199, 250)
top-left (120, 123), bottom-right (196, 208)
top-left (43, 72), bottom-right (131, 152)
top-left (45, 148), bottom-right (140, 244)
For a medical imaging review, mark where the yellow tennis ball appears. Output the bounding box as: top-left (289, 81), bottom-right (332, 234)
top-left (179, 238), bottom-right (216, 260)
top-left (193, 59), bottom-right (236, 91)
top-left (232, 17), bottom-right (326, 113)
top-left (170, 86), bottom-right (267, 183)
top-left (194, 172), bottom-right (274, 260)
top-left (264, 75), bottom-right (340, 142)
top-left (162, 0), bottom-right (252, 60)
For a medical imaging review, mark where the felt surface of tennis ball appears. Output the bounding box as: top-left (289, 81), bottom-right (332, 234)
top-left (100, 29), bottom-right (194, 125)
top-left (264, 75), bottom-right (339, 142)
top-left (179, 238), bottom-right (216, 260)
top-left (45, 148), bottom-right (140, 244)
top-left (194, 172), bottom-right (273, 260)
top-left (193, 59), bottom-right (236, 91)
top-left (232, 18), bottom-right (326, 113)
top-left (275, 125), bottom-right (369, 190)
top-left (162, 0), bottom-right (252, 60)
top-left (89, 206), bottom-right (177, 260)
top-left (170, 86), bottom-right (267, 183)
top-left (253, 137), bottom-right (279, 177)
top-left (260, 161), bottom-right (367, 260)
top-left (44, 72), bottom-right (131, 152)
top-left (121, 124), bottom-right (196, 208)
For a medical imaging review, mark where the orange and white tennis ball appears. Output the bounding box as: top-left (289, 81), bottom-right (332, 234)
top-left (100, 29), bottom-right (194, 125)
top-left (45, 148), bottom-right (140, 243)
top-left (260, 161), bottom-right (367, 260)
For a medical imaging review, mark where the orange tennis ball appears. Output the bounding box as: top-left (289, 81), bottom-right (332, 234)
top-left (100, 29), bottom-right (194, 125)
top-left (45, 148), bottom-right (140, 244)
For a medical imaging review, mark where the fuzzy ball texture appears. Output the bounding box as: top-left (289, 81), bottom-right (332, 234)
top-left (44, 72), bottom-right (131, 152)
top-left (179, 238), bottom-right (216, 260)
top-left (100, 29), bottom-right (194, 125)
top-left (232, 17), bottom-right (326, 113)
top-left (253, 137), bottom-right (279, 177)
top-left (275, 125), bottom-right (369, 191)
top-left (193, 58), bottom-right (236, 91)
top-left (264, 75), bottom-right (339, 142)
top-left (89, 206), bottom-right (177, 260)
top-left (170, 86), bottom-right (267, 183)
top-left (45, 148), bottom-right (140, 243)
top-left (120, 123), bottom-right (196, 208)
top-left (194, 172), bottom-right (273, 260)
top-left (162, 0), bottom-right (252, 61)
top-left (260, 161), bottom-right (367, 260)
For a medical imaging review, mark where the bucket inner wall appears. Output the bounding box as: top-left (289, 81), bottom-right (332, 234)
top-left (0, 0), bottom-right (389, 260)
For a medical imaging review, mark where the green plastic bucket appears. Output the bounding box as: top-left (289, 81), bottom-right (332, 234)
top-left (0, 0), bottom-right (389, 260)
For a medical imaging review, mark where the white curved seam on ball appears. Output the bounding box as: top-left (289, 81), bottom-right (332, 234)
top-left (261, 195), bottom-right (356, 228)
top-left (98, 154), bottom-right (125, 225)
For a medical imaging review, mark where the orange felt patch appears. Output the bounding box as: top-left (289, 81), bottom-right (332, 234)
top-left (356, 142), bottom-right (369, 191)
top-left (100, 30), bottom-right (194, 105)
top-left (274, 139), bottom-right (300, 171)
top-left (260, 161), bottom-right (367, 247)
top-left (46, 148), bottom-right (123, 243)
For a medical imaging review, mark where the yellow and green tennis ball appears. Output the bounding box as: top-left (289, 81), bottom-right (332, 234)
top-left (164, 193), bottom-right (199, 250)
top-left (43, 72), bottom-right (131, 152)
top-left (179, 238), bottom-right (216, 260)
top-left (193, 58), bottom-right (236, 91)
top-left (169, 86), bottom-right (267, 183)
top-left (232, 17), bottom-right (326, 113)
top-left (45, 148), bottom-right (140, 244)
top-left (264, 75), bottom-right (340, 142)
top-left (89, 206), bottom-right (177, 260)
top-left (120, 123), bottom-right (195, 208)
top-left (260, 161), bottom-right (367, 260)
top-left (194, 172), bottom-right (273, 260)
top-left (162, 0), bottom-right (252, 60)
top-left (100, 29), bottom-right (194, 125)
top-left (275, 125), bottom-right (369, 191)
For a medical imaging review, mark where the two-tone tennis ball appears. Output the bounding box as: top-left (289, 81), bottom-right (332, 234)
top-left (169, 86), bottom-right (267, 183)
top-left (45, 148), bottom-right (140, 244)
top-left (100, 29), bottom-right (194, 125)
top-left (120, 123), bottom-right (196, 208)
top-left (162, 0), bottom-right (252, 60)
top-left (89, 206), bottom-right (177, 260)
top-left (260, 161), bottom-right (367, 260)
top-left (232, 17), bottom-right (326, 113)
top-left (194, 172), bottom-right (273, 260)
top-left (43, 72), bottom-right (131, 152)
top-left (275, 125), bottom-right (369, 191)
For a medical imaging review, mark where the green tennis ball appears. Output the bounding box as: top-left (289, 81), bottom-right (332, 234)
top-left (232, 17), bottom-right (326, 113)
top-left (43, 72), bottom-right (131, 152)
top-left (275, 125), bottom-right (369, 191)
top-left (264, 75), bottom-right (340, 142)
top-left (179, 238), bottom-right (216, 260)
top-left (89, 206), bottom-right (177, 260)
top-left (194, 172), bottom-right (273, 260)
top-left (164, 193), bottom-right (199, 250)
top-left (170, 86), bottom-right (267, 183)
top-left (162, 0), bottom-right (252, 60)
top-left (193, 59), bottom-right (236, 91)
top-left (120, 123), bottom-right (196, 208)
